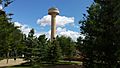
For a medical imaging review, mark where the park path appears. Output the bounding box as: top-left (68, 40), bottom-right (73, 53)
top-left (0, 58), bottom-right (27, 67)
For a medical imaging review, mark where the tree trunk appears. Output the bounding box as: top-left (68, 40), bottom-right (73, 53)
top-left (6, 52), bottom-right (9, 64)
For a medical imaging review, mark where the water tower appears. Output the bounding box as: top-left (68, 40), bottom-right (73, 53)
top-left (48, 7), bottom-right (59, 41)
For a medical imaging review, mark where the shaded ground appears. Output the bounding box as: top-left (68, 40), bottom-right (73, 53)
top-left (0, 58), bottom-right (27, 67)
top-left (9, 61), bottom-right (83, 68)
top-left (0, 59), bottom-right (83, 68)
top-left (45, 65), bottom-right (83, 68)
top-left (7, 65), bottom-right (83, 68)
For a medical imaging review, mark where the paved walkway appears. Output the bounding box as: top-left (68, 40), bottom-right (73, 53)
top-left (0, 58), bottom-right (27, 67)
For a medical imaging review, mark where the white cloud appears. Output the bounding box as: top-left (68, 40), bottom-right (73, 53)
top-left (14, 22), bottom-right (32, 35)
top-left (56, 27), bottom-right (66, 33)
top-left (34, 32), bottom-right (47, 37)
top-left (0, 4), bottom-right (3, 10)
top-left (14, 22), bottom-right (82, 41)
top-left (56, 27), bottom-right (80, 41)
top-left (44, 27), bottom-right (82, 41)
top-left (37, 15), bottom-right (74, 27)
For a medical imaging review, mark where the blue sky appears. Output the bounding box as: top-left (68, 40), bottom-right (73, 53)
top-left (5, 0), bottom-right (93, 41)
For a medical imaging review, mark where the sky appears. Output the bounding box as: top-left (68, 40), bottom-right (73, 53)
top-left (5, 0), bottom-right (93, 41)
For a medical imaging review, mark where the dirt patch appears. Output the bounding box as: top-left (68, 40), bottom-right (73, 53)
top-left (0, 59), bottom-right (27, 67)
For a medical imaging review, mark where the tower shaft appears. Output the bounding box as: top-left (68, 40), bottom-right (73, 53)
top-left (48, 7), bottom-right (59, 41)
top-left (51, 14), bottom-right (56, 41)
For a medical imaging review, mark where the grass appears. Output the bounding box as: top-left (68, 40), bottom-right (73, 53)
top-left (6, 67), bottom-right (31, 68)
top-left (5, 60), bottom-right (82, 68)
top-left (58, 60), bottom-right (82, 65)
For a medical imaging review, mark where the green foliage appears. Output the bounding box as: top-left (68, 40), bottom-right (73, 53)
top-left (0, 0), bottom-right (24, 60)
top-left (34, 34), bottom-right (48, 62)
top-left (45, 40), bottom-right (62, 63)
top-left (78, 0), bottom-right (120, 68)
top-left (56, 36), bottom-right (76, 59)
top-left (23, 29), bottom-right (38, 63)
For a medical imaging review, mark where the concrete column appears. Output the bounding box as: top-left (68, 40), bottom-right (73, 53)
top-left (51, 14), bottom-right (56, 41)
top-left (48, 7), bottom-right (59, 41)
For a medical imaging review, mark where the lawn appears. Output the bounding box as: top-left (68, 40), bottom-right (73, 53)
top-left (5, 60), bottom-right (82, 68)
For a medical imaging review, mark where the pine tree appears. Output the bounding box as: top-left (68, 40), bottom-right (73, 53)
top-left (56, 36), bottom-right (76, 59)
top-left (79, 0), bottom-right (120, 67)
top-left (0, 0), bottom-right (23, 62)
top-left (45, 40), bottom-right (62, 63)
top-left (36, 34), bottom-right (48, 62)
top-left (24, 29), bottom-right (37, 63)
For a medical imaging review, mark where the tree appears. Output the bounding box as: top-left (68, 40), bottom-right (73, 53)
top-left (24, 29), bottom-right (38, 63)
top-left (76, 37), bottom-right (83, 51)
top-left (78, 0), bottom-right (120, 68)
top-left (0, 0), bottom-right (24, 63)
top-left (64, 37), bottom-right (76, 61)
top-left (56, 36), bottom-right (68, 56)
top-left (45, 40), bottom-right (62, 63)
top-left (56, 36), bottom-right (76, 60)
top-left (0, 13), bottom-right (23, 62)
top-left (35, 34), bottom-right (48, 62)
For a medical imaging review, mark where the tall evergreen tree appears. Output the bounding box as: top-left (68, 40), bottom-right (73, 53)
top-left (0, 0), bottom-right (23, 62)
top-left (24, 29), bottom-right (38, 63)
top-left (56, 36), bottom-right (76, 60)
top-left (78, 0), bottom-right (120, 68)
top-left (45, 40), bottom-right (62, 63)
top-left (36, 34), bottom-right (48, 62)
